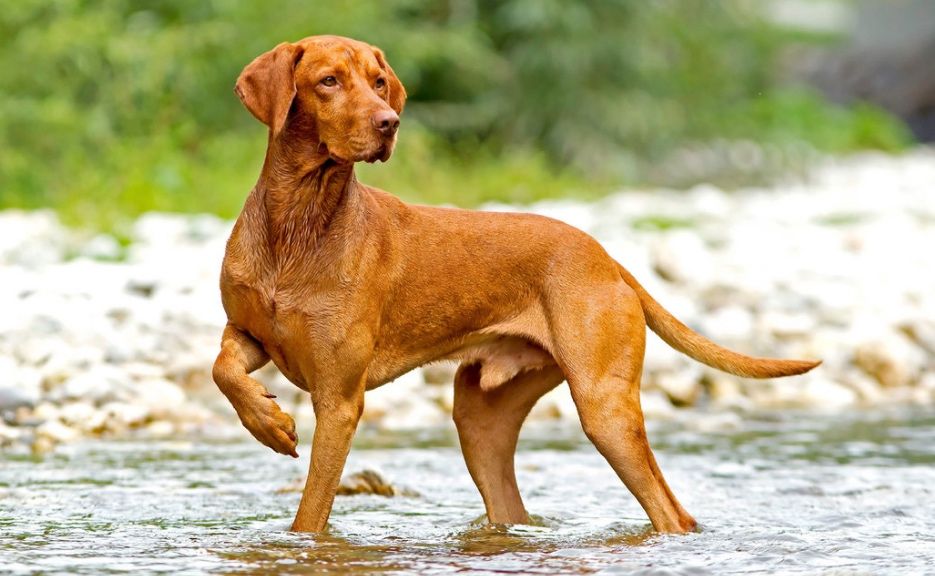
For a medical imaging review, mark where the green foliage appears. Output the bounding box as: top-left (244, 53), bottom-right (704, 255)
top-left (630, 215), bottom-right (696, 232)
top-left (0, 0), bottom-right (913, 230)
top-left (725, 88), bottom-right (912, 153)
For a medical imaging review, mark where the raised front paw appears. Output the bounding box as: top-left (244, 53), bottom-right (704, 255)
top-left (237, 396), bottom-right (299, 458)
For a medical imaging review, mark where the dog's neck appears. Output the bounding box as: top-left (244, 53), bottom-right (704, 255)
top-left (251, 129), bottom-right (360, 260)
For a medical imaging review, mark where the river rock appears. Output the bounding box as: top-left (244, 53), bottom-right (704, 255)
top-left (13, 336), bottom-right (59, 366)
top-left (854, 331), bottom-right (926, 388)
top-left (800, 376), bottom-right (858, 410)
top-left (900, 319), bottom-right (935, 356)
top-left (640, 390), bottom-right (677, 419)
top-left (52, 365), bottom-right (129, 404)
top-left (651, 368), bottom-right (702, 407)
top-left (699, 305), bottom-right (755, 344)
top-left (142, 420), bottom-right (176, 438)
top-left (134, 378), bottom-right (188, 417)
top-left (531, 385), bottom-right (578, 421)
top-left (0, 421), bottom-right (22, 445)
top-left (59, 401), bottom-right (108, 434)
top-left (758, 310), bottom-right (816, 340)
top-left (650, 230), bottom-right (715, 286)
top-left (838, 368), bottom-right (885, 404)
top-left (3, 151), bottom-right (935, 448)
top-left (363, 370), bottom-right (447, 429)
top-left (421, 362), bottom-right (456, 386)
top-left (79, 233), bottom-right (123, 261)
top-left (703, 373), bottom-right (754, 411)
top-left (0, 210), bottom-right (70, 267)
top-left (337, 470), bottom-right (420, 497)
top-left (0, 358), bottom-right (41, 411)
top-left (101, 401), bottom-right (152, 429)
top-left (35, 419), bottom-right (80, 443)
top-left (918, 373), bottom-right (935, 401)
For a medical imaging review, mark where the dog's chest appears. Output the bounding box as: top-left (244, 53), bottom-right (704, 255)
top-left (223, 275), bottom-right (361, 385)
top-left (222, 280), bottom-right (309, 383)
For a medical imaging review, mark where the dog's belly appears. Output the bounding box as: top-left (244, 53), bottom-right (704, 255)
top-left (365, 295), bottom-right (560, 391)
top-left (366, 333), bottom-right (558, 393)
top-left (448, 336), bottom-right (557, 391)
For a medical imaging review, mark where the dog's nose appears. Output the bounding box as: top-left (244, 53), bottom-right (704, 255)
top-left (372, 110), bottom-right (400, 137)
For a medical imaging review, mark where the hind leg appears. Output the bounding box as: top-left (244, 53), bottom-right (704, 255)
top-left (558, 285), bottom-right (697, 533)
top-left (573, 377), bottom-right (696, 533)
top-left (453, 363), bottom-right (564, 524)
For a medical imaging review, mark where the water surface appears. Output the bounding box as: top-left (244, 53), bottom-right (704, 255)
top-left (2, 409), bottom-right (934, 574)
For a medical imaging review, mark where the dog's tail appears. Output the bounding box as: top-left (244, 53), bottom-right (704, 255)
top-left (618, 264), bottom-right (820, 378)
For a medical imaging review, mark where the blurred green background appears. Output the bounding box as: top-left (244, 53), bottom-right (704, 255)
top-left (0, 0), bottom-right (916, 231)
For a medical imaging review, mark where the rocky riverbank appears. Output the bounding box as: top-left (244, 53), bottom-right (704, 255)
top-left (2, 150), bottom-right (934, 450)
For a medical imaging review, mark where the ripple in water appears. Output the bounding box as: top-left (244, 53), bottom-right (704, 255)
top-left (1, 408), bottom-right (934, 574)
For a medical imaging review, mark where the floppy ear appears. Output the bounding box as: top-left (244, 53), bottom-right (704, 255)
top-left (235, 42), bottom-right (305, 134)
top-left (372, 47), bottom-right (407, 114)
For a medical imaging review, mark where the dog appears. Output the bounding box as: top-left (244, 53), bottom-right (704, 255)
top-left (213, 35), bottom-right (820, 533)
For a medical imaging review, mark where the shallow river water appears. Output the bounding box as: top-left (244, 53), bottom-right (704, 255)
top-left (2, 409), bottom-right (934, 575)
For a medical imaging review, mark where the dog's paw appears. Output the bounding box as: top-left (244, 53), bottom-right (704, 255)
top-left (238, 397), bottom-right (299, 458)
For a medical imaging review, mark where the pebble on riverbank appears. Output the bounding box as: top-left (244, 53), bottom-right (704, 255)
top-left (1, 150), bottom-right (934, 450)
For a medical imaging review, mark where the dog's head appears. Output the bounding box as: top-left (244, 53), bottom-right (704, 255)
top-left (236, 35), bottom-right (407, 164)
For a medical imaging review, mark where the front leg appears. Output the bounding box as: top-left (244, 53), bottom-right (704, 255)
top-left (212, 324), bottom-right (298, 457)
top-left (291, 373), bottom-right (366, 532)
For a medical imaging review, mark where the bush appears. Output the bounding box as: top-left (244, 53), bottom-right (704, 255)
top-left (0, 1), bottom-right (912, 230)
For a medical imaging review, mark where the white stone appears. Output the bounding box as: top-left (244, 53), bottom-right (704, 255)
top-left (53, 365), bottom-right (129, 404)
top-left (758, 310), bottom-right (815, 340)
top-left (652, 369), bottom-right (702, 407)
top-left (854, 332), bottom-right (926, 388)
top-left (134, 378), bottom-right (187, 416)
top-left (704, 372), bottom-right (753, 411)
top-left (0, 359), bottom-right (42, 409)
top-left (532, 385), bottom-right (577, 421)
top-left (421, 362), bottom-right (456, 386)
top-left (79, 234), bottom-right (123, 261)
top-left (13, 336), bottom-right (59, 366)
top-left (700, 305), bottom-right (755, 344)
top-left (35, 419), bottom-right (80, 443)
top-left (689, 411), bottom-right (744, 433)
top-left (2, 151), bottom-right (935, 446)
top-left (40, 344), bottom-right (109, 385)
top-left (800, 377), bottom-right (858, 410)
top-left (649, 230), bottom-right (714, 286)
top-left (144, 420), bottom-right (176, 437)
top-left (639, 390), bottom-right (677, 420)
top-left (32, 402), bottom-right (61, 422)
top-left (839, 369), bottom-right (885, 404)
top-left (102, 401), bottom-right (151, 428)
top-left (0, 210), bottom-right (70, 267)
top-left (0, 420), bottom-right (23, 444)
top-left (59, 402), bottom-right (108, 433)
top-left (919, 372), bottom-right (935, 393)
top-left (368, 394), bottom-right (447, 430)
top-left (643, 330), bottom-right (690, 374)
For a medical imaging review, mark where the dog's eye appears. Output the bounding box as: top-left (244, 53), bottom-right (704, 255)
top-left (375, 77), bottom-right (386, 89)
top-left (319, 76), bottom-right (338, 87)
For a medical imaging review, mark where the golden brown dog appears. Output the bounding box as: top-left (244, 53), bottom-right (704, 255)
top-left (213, 35), bottom-right (820, 533)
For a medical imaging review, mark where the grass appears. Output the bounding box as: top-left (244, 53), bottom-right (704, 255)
top-left (630, 215), bottom-right (697, 232)
top-left (25, 122), bottom-right (608, 234)
top-left (814, 212), bottom-right (872, 227)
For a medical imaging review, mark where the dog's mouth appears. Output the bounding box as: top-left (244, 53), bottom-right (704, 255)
top-left (318, 141), bottom-right (393, 164)
top-left (365, 144), bottom-right (392, 164)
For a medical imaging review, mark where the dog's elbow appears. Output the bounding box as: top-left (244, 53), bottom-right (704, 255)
top-left (212, 353), bottom-right (238, 391)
